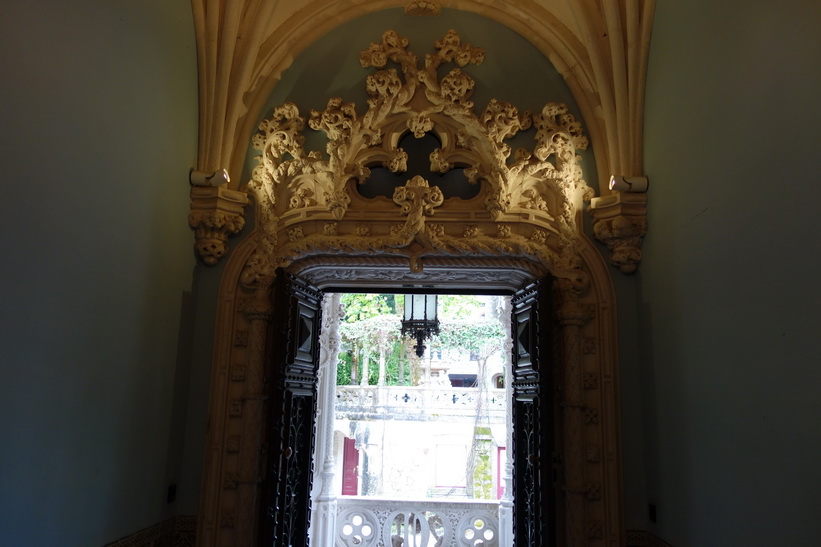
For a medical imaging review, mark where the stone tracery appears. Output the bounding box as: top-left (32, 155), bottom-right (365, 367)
top-left (243, 29), bottom-right (594, 288)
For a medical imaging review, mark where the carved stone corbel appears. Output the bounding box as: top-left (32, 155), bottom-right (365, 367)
top-left (588, 192), bottom-right (647, 273)
top-left (189, 185), bottom-right (249, 265)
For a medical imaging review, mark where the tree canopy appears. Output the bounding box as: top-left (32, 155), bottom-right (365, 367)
top-left (336, 294), bottom-right (505, 386)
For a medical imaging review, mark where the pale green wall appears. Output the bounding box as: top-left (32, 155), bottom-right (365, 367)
top-left (10, 2), bottom-right (817, 545)
top-left (0, 1), bottom-right (199, 545)
top-left (641, 1), bottom-right (821, 544)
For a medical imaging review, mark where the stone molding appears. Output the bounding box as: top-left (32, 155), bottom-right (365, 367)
top-left (291, 254), bottom-right (542, 292)
top-left (198, 229), bottom-right (625, 546)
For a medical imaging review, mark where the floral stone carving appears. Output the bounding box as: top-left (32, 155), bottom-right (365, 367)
top-left (589, 192), bottom-right (647, 273)
top-left (243, 29), bottom-right (594, 286)
top-left (189, 185), bottom-right (249, 265)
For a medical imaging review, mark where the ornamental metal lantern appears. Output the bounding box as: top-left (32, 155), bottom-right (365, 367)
top-left (400, 294), bottom-right (440, 358)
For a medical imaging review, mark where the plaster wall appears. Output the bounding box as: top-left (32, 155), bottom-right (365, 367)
top-left (641, 1), bottom-right (821, 544)
top-left (0, 1), bottom-right (198, 545)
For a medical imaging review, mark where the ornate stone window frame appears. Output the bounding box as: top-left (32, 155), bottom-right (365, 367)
top-left (195, 29), bottom-right (627, 547)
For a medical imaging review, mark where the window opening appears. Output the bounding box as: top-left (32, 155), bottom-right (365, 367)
top-left (331, 293), bottom-right (510, 502)
top-left (357, 131), bottom-right (480, 200)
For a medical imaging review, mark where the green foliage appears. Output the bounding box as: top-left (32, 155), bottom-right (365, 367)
top-left (472, 448), bottom-right (493, 499)
top-left (438, 294), bottom-right (483, 320)
top-left (336, 351), bottom-right (352, 385)
top-left (341, 293), bottom-right (395, 322)
top-left (470, 426), bottom-right (494, 499)
top-left (337, 294), bottom-right (504, 386)
top-left (435, 319), bottom-right (504, 356)
top-left (339, 315), bottom-right (400, 343)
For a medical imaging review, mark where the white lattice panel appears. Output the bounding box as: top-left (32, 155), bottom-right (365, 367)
top-left (336, 497), bottom-right (500, 547)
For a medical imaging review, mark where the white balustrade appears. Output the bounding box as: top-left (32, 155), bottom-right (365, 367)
top-left (335, 386), bottom-right (507, 421)
top-left (336, 496), bottom-right (500, 547)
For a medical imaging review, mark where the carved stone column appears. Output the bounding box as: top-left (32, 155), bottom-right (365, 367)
top-left (310, 293), bottom-right (343, 546)
top-left (235, 288), bottom-right (274, 546)
top-left (499, 295), bottom-right (515, 546)
top-left (556, 279), bottom-right (589, 547)
top-left (189, 185), bottom-right (249, 265)
top-left (588, 192), bottom-right (647, 273)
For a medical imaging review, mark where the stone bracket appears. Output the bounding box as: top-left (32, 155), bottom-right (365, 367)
top-left (588, 192), bottom-right (647, 273)
top-left (189, 185), bottom-right (250, 265)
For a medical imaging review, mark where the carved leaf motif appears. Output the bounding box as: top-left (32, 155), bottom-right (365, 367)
top-left (323, 189), bottom-right (351, 220)
top-left (481, 99), bottom-right (531, 143)
top-left (463, 166), bottom-right (479, 183)
top-left (532, 103), bottom-right (588, 161)
top-left (427, 224), bottom-right (445, 238)
top-left (407, 114), bottom-right (434, 138)
top-left (384, 148), bottom-right (408, 173)
top-left (439, 69), bottom-right (476, 108)
top-left (309, 98), bottom-right (357, 145)
top-left (366, 69), bottom-right (403, 101)
top-left (360, 30), bottom-right (416, 74)
top-left (289, 187), bottom-right (316, 209)
top-left (288, 227), bottom-right (304, 242)
top-left (518, 188), bottom-right (548, 211)
top-left (429, 148), bottom-right (452, 173)
top-left (431, 29), bottom-right (484, 68)
top-left (530, 230), bottom-right (547, 244)
top-left (250, 103), bottom-right (309, 197)
top-left (391, 175), bottom-right (444, 241)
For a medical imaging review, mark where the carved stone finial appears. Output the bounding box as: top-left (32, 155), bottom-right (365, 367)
top-left (394, 175), bottom-right (443, 215)
top-left (405, 0), bottom-right (440, 16)
top-left (189, 186), bottom-right (249, 265)
top-left (589, 192), bottom-right (647, 273)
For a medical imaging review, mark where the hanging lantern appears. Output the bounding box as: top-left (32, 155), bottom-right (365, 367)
top-left (400, 294), bottom-right (440, 357)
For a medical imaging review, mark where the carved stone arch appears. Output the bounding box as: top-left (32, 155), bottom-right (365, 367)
top-left (196, 26), bottom-right (625, 547)
top-left (191, 1), bottom-right (653, 271)
top-left (197, 226), bottom-right (623, 547)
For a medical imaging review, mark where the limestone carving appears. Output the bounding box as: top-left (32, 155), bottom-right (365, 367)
top-left (589, 192), bottom-right (648, 273)
top-left (405, 0), bottom-right (441, 16)
top-left (245, 30), bottom-right (593, 288)
top-left (190, 0), bottom-right (655, 275)
top-left (188, 186), bottom-right (249, 265)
